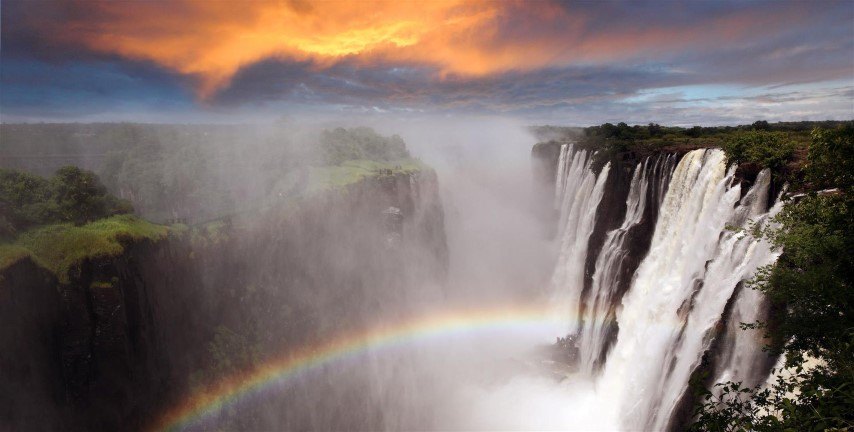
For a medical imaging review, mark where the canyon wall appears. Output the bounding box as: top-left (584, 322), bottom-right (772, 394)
top-left (0, 168), bottom-right (447, 431)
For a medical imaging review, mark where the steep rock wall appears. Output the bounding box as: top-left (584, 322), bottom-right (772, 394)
top-left (0, 168), bottom-right (448, 431)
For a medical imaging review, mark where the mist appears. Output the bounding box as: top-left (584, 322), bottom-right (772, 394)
top-left (3, 0), bottom-right (852, 428)
top-left (1, 115), bottom-right (593, 431)
top-left (1, 112), bottom-right (816, 432)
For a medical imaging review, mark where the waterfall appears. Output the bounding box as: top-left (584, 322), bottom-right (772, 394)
top-left (711, 177), bottom-right (785, 392)
top-left (543, 146), bottom-right (784, 430)
top-left (549, 144), bottom-right (611, 337)
top-left (589, 150), bottom-right (781, 430)
top-left (554, 143), bottom-right (570, 209)
top-left (576, 159), bottom-right (650, 372)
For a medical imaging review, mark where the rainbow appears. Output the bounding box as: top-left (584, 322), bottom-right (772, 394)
top-left (150, 303), bottom-right (560, 431)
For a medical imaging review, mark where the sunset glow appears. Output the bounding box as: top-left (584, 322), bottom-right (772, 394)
top-left (2, 0), bottom-right (853, 122)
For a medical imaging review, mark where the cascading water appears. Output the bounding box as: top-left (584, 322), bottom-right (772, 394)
top-left (601, 150), bottom-right (779, 429)
top-left (549, 144), bottom-right (611, 336)
top-left (554, 143), bottom-right (571, 208)
top-left (576, 155), bottom-right (676, 373)
top-left (711, 177), bottom-right (785, 392)
top-left (546, 147), bottom-right (784, 430)
top-left (640, 168), bottom-right (781, 431)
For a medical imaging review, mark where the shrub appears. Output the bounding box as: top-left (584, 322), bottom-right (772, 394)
top-left (319, 127), bottom-right (409, 165)
top-left (722, 130), bottom-right (796, 171)
top-left (804, 125), bottom-right (854, 192)
top-left (0, 166), bottom-right (133, 234)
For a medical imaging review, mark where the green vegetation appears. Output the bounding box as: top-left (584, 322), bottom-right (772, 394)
top-left (0, 125), bottom-right (422, 279)
top-left (691, 125), bottom-right (854, 431)
top-left (187, 219), bottom-right (232, 248)
top-left (0, 167), bottom-right (132, 239)
top-left (0, 166), bottom-right (162, 282)
top-left (0, 123), bottom-right (421, 224)
top-left (803, 126), bottom-right (854, 191)
top-left (320, 127), bottom-right (409, 165)
top-left (0, 244), bottom-right (32, 270)
top-left (533, 121), bottom-right (852, 171)
top-left (0, 214), bottom-right (167, 281)
top-left (721, 131), bottom-right (797, 172)
top-left (305, 158), bottom-right (423, 194)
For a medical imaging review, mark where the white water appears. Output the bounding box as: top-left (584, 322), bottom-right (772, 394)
top-left (577, 157), bottom-right (653, 373)
top-left (549, 144), bottom-right (611, 336)
top-left (597, 151), bottom-right (780, 429)
top-left (459, 146), bottom-right (781, 430)
top-left (554, 143), bottom-right (570, 209)
top-left (712, 176), bottom-right (785, 391)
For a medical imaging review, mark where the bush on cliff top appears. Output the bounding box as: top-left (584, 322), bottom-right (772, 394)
top-left (320, 127), bottom-right (410, 165)
top-left (0, 166), bottom-right (132, 239)
top-left (721, 130), bottom-right (796, 172)
top-left (0, 214), bottom-right (167, 281)
top-left (305, 159), bottom-right (423, 195)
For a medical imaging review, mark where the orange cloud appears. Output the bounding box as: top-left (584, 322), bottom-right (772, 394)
top-left (55, 1), bottom-right (508, 97)
top-left (34, 0), bottom-right (807, 99)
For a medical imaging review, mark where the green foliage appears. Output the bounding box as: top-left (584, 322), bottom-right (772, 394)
top-left (187, 219), bottom-right (232, 248)
top-left (0, 244), bottom-right (32, 270)
top-left (721, 131), bottom-right (796, 171)
top-left (692, 127), bottom-right (854, 430)
top-left (758, 193), bottom-right (853, 358)
top-left (691, 367), bottom-right (854, 432)
top-left (320, 127), bottom-right (410, 165)
top-left (532, 121), bottom-right (850, 172)
top-left (1, 124), bottom-right (413, 223)
top-left (0, 167), bottom-right (132, 237)
top-left (0, 214), bottom-right (167, 281)
top-left (0, 169), bottom-right (57, 237)
top-left (53, 166), bottom-right (133, 225)
top-left (305, 158), bottom-right (423, 194)
top-left (752, 120), bottom-right (771, 131)
top-left (804, 125), bottom-right (854, 192)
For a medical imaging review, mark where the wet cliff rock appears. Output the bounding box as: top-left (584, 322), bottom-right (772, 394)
top-left (0, 167), bottom-right (448, 431)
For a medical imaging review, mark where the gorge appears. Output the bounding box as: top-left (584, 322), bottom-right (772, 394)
top-left (0, 121), bottom-right (847, 431)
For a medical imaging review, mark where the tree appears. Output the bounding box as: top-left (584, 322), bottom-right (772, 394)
top-left (52, 166), bottom-right (133, 225)
top-left (686, 126), bottom-right (704, 138)
top-left (648, 123), bottom-right (664, 137)
top-left (319, 127), bottom-right (410, 165)
top-left (722, 130), bottom-right (796, 172)
top-left (752, 120), bottom-right (771, 131)
top-left (53, 166), bottom-right (114, 224)
top-left (803, 125), bottom-right (854, 192)
top-left (0, 169), bottom-right (58, 234)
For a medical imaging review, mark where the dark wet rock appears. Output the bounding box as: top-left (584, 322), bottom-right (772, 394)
top-left (0, 168), bottom-right (449, 431)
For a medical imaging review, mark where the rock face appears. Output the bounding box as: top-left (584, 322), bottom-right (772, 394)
top-left (0, 258), bottom-right (63, 431)
top-left (0, 168), bottom-right (448, 431)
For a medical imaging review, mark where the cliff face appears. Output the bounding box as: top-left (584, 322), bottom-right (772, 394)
top-left (0, 258), bottom-right (63, 431)
top-left (0, 168), bottom-right (448, 431)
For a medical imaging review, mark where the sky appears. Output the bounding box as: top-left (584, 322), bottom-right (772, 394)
top-left (1, 0), bottom-right (852, 125)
